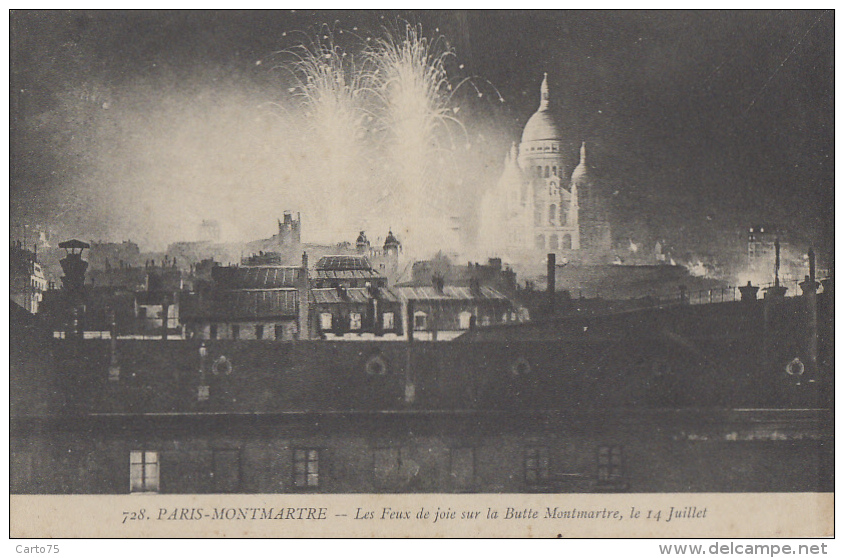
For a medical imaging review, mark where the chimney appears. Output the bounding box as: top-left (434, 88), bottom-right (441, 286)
top-left (739, 281), bottom-right (759, 303)
top-left (809, 247), bottom-right (816, 285)
top-left (547, 253), bottom-right (556, 315)
top-left (406, 299), bottom-right (414, 342)
top-left (433, 274), bottom-right (444, 294)
top-left (298, 251), bottom-right (310, 339)
top-left (470, 277), bottom-right (481, 297)
top-left (336, 284), bottom-right (348, 299)
top-left (800, 248), bottom-right (819, 369)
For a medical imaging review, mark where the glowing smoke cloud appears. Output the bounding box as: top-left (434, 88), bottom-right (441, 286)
top-left (279, 25), bottom-right (375, 243)
top-left (276, 22), bottom-right (491, 256)
top-left (367, 23), bottom-right (468, 256)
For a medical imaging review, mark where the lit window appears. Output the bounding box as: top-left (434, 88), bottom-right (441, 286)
top-left (597, 446), bottom-right (624, 484)
top-left (382, 312), bottom-right (394, 330)
top-left (320, 313), bottom-right (333, 330)
top-left (350, 313), bottom-right (362, 330)
top-left (525, 447), bottom-right (549, 485)
top-left (293, 449), bottom-right (320, 489)
top-left (458, 311), bottom-right (473, 329)
top-left (130, 451), bottom-right (159, 493)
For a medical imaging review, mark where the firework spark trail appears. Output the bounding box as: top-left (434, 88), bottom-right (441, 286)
top-left (365, 22), bottom-right (473, 254)
top-left (277, 24), bottom-right (376, 241)
top-left (276, 21), bottom-right (497, 254)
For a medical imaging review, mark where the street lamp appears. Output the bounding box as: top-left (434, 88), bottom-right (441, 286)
top-left (198, 343), bottom-right (209, 401)
top-left (108, 308), bottom-right (120, 382)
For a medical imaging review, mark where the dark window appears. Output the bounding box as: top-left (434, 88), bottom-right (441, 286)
top-left (209, 324), bottom-right (217, 339)
top-left (373, 448), bottom-right (401, 489)
top-left (544, 166), bottom-right (550, 178)
top-left (275, 324), bottom-right (285, 340)
top-left (413, 312), bottom-right (427, 331)
top-left (255, 324), bottom-right (264, 340)
top-left (597, 445), bottom-right (624, 483)
top-left (293, 449), bottom-right (320, 489)
top-left (525, 446), bottom-right (549, 485)
top-left (549, 204), bottom-right (556, 225)
top-left (213, 450), bottom-right (241, 493)
top-left (451, 448), bottom-right (474, 490)
top-left (231, 324), bottom-right (240, 339)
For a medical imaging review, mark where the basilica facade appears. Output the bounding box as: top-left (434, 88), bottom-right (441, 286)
top-left (479, 74), bottom-right (612, 263)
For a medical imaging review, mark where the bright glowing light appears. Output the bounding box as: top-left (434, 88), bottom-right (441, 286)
top-left (366, 23), bottom-right (468, 254)
top-left (279, 24), bottom-right (375, 241)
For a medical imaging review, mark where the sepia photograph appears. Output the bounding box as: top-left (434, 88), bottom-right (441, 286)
top-left (9, 9), bottom-right (833, 538)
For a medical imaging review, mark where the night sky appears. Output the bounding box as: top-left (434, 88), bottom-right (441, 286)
top-left (10, 10), bottom-right (834, 263)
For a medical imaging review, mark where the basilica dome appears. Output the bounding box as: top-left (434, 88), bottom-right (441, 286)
top-left (520, 73), bottom-right (562, 143)
top-left (521, 110), bottom-right (561, 143)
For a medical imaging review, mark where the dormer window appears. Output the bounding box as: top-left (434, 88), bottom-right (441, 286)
top-left (413, 311), bottom-right (427, 331)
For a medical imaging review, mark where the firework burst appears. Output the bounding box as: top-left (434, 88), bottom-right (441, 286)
top-left (366, 22), bottom-right (470, 253)
top-left (277, 24), bottom-right (375, 240)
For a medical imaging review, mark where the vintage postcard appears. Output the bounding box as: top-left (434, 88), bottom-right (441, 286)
top-left (9, 10), bottom-right (833, 539)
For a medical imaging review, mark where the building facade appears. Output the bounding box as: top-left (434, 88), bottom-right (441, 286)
top-left (9, 281), bottom-right (834, 494)
top-left (10, 241), bottom-right (48, 313)
top-left (479, 74), bottom-right (612, 262)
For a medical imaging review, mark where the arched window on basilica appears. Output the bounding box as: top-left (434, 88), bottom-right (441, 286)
top-left (534, 204), bottom-right (543, 226)
top-left (548, 204), bottom-right (556, 225)
top-left (544, 166), bottom-right (550, 178)
top-left (559, 207), bottom-right (567, 226)
top-left (549, 234), bottom-right (559, 250)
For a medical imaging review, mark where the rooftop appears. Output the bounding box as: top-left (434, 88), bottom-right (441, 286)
top-left (394, 285), bottom-right (510, 301)
top-left (316, 255), bottom-right (372, 271)
top-left (310, 287), bottom-right (400, 304)
top-left (211, 266), bottom-right (301, 289)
